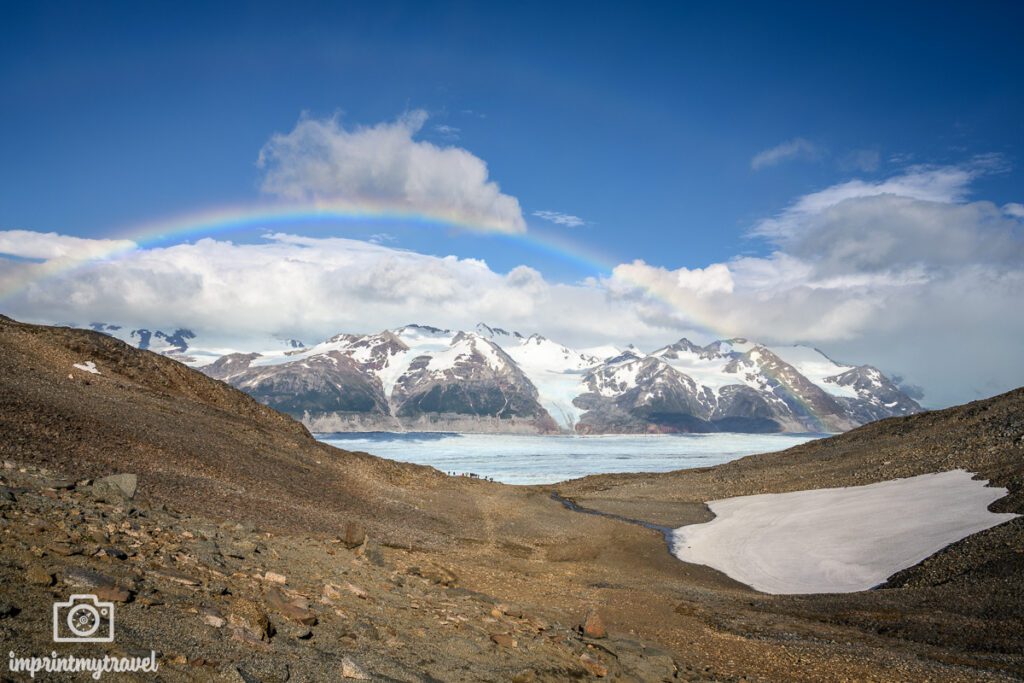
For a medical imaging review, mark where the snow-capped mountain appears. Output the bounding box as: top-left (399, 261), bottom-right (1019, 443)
top-left (87, 321), bottom-right (922, 434)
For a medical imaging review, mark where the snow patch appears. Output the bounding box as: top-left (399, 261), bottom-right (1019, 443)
top-left (72, 361), bottom-right (100, 374)
top-left (673, 470), bottom-right (1017, 594)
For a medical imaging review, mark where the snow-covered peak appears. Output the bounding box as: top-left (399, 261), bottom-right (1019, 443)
top-left (474, 322), bottom-right (524, 340)
top-left (426, 333), bottom-right (512, 375)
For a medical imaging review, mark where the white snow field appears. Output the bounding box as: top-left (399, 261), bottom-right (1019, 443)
top-left (672, 470), bottom-right (1018, 594)
top-left (72, 360), bottom-right (100, 374)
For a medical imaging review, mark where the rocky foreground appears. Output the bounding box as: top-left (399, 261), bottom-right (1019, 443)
top-left (1, 315), bottom-right (1022, 681)
top-left (0, 464), bottom-right (671, 681)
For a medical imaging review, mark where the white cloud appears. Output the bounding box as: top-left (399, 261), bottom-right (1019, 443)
top-left (750, 138), bottom-right (821, 170)
top-left (606, 159), bottom-right (1024, 407)
top-left (0, 230), bottom-right (136, 261)
top-left (257, 111), bottom-right (526, 233)
top-left (0, 231), bottom-right (667, 351)
top-left (2, 159), bottom-right (1021, 408)
top-left (532, 210), bottom-right (586, 227)
top-left (1004, 202), bottom-right (1024, 218)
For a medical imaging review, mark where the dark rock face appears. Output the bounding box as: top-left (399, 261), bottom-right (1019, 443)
top-left (392, 334), bottom-right (557, 432)
top-left (202, 353), bottom-right (262, 381)
top-left (239, 352), bottom-right (390, 417)
top-left (721, 347), bottom-right (857, 432)
top-left (130, 327), bottom-right (196, 353)
top-left (827, 365), bottom-right (922, 423)
top-left (575, 357), bottom-right (720, 433)
top-left (190, 325), bottom-right (920, 435)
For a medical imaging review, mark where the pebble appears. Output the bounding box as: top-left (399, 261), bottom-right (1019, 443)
top-left (340, 657), bottom-right (370, 679)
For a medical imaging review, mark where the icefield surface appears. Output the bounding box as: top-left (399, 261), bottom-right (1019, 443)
top-left (672, 469), bottom-right (1019, 594)
top-left (317, 431), bottom-right (824, 485)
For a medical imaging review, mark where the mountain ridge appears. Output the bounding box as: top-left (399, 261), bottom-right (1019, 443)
top-left (83, 320), bottom-right (922, 434)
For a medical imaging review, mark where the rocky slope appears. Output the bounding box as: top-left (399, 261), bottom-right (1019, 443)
top-left (84, 321), bottom-right (920, 435)
top-left (2, 315), bottom-right (1022, 681)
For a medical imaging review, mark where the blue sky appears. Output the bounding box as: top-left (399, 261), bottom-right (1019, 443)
top-left (1, 1), bottom-right (1023, 406)
top-left (3, 1), bottom-right (1021, 277)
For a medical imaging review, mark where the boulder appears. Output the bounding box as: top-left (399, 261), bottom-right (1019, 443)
top-left (341, 522), bottom-right (367, 549)
top-left (91, 474), bottom-right (137, 502)
top-left (228, 598), bottom-right (273, 641)
top-left (582, 608), bottom-right (607, 639)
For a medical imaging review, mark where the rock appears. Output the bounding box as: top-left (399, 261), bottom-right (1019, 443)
top-left (93, 584), bottom-right (133, 603)
top-left (408, 564), bottom-right (458, 586)
top-left (265, 587), bottom-right (317, 625)
top-left (341, 522), bottom-right (367, 549)
top-left (340, 657), bottom-right (370, 679)
top-left (263, 571), bottom-right (287, 584)
top-left (63, 567), bottom-right (117, 589)
top-left (100, 546), bottom-right (129, 560)
top-left (151, 568), bottom-right (201, 586)
top-left (511, 671), bottom-right (537, 683)
top-left (490, 633), bottom-right (517, 648)
top-left (203, 614), bottom-right (226, 628)
top-left (582, 609), bottom-right (607, 639)
top-left (44, 479), bottom-right (76, 491)
top-left (495, 602), bottom-right (524, 618)
top-left (322, 583), bottom-right (342, 601)
top-left (285, 624), bottom-right (313, 640)
top-left (91, 474), bottom-right (138, 502)
top-left (580, 653), bottom-right (609, 677)
top-left (26, 564), bottom-right (54, 586)
top-left (0, 602), bottom-right (19, 618)
top-left (49, 541), bottom-right (83, 556)
top-left (345, 582), bottom-right (368, 599)
top-left (228, 598), bottom-right (273, 641)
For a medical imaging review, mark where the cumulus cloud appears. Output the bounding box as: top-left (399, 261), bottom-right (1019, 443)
top-left (2, 158), bottom-right (1021, 408)
top-left (532, 210), bottom-right (587, 227)
top-left (750, 138), bottom-right (821, 170)
top-left (1004, 202), bottom-right (1024, 218)
top-left (0, 232), bottom-right (669, 351)
top-left (0, 230), bottom-right (136, 261)
top-left (257, 111), bottom-right (526, 233)
top-left (606, 158), bottom-right (1024, 407)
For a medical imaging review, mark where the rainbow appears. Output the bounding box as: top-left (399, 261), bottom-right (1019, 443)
top-left (0, 201), bottom-right (829, 431)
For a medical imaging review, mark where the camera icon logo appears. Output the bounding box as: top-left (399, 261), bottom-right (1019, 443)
top-left (53, 594), bottom-right (116, 643)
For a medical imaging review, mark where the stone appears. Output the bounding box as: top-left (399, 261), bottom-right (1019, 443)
top-left (91, 474), bottom-right (138, 502)
top-left (409, 564), bottom-right (458, 586)
top-left (341, 522), bottom-right (367, 549)
top-left (511, 671), bottom-right (537, 683)
top-left (203, 614), bottom-right (226, 628)
top-left (265, 587), bottom-right (318, 625)
top-left (26, 564), bottom-right (54, 586)
top-left (285, 624), bottom-right (313, 640)
top-left (490, 633), bottom-right (517, 648)
top-left (49, 542), bottom-right (83, 556)
top-left (93, 584), bottom-right (133, 603)
top-left (63, 567), bottom-right (117, 589)
top-left (152, 568), bottom-right (201, 586)
top-left (582, 609), bottom-right (607, 639)
top-left (345, 582), bottom-right (368, 599)
top-left (263, 571), bottom-right (287, 584)
top-left (228, 598), bottom-right (273, 641)
top-left (580, 653), bottom-right (609, 677)
top-left (100, 546), bottom-right (129, 560)
top-left (340, 657), bottom-right (370, 679)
